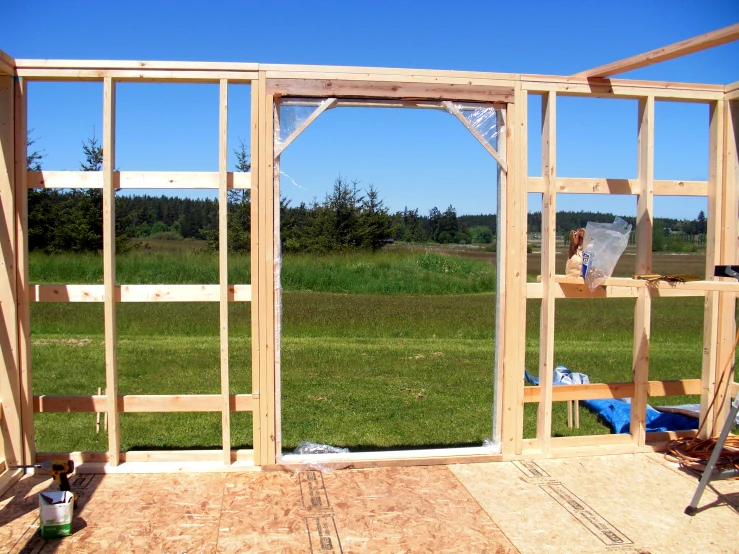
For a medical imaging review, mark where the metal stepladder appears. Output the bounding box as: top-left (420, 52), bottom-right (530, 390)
top-left (685, 265), bottom-right (739, 516)
top-left (685, 394), bottom-right (739, 515)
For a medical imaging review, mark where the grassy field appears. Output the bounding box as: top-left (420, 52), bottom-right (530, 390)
top-left (28, 246), bottom-right (719, 453)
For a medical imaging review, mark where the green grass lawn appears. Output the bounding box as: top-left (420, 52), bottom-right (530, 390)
top-left (28, 248), bottom-right (719, 453)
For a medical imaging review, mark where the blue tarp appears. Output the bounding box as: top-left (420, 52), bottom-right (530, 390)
top-left (525, 367), bottom-right (698, 433)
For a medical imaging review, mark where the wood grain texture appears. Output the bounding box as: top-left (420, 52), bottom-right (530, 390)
top-left (574, 23), bottom-right (739, 78)
top-left (267, 78), bottom-right (513, 103)
top-left (27, 170), bottom-right (250, 189)
top-left (102, 77), bottom-right (119, 466)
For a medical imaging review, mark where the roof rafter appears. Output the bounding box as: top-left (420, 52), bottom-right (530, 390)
top-left (574, 22), bottom-right (739, 79)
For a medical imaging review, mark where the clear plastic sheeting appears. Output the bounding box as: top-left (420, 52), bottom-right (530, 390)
top-left (293, 441), bottom-right (350, 456)
top-left (458, 105), bottom-right (499, 149)
top-left (282, 441), bottom-right (351, 473)
top-left (443, 102), bottom-right (499, 151)
top-left (482, 438), bottom-right (501, 450)
top-left (276, 98), bottom-right (337, 154)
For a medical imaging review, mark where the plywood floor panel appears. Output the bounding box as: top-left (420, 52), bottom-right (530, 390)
top-left (451, 454), bottom-right (739, 554)
top-left (1, 466), bottom-right (517, 553)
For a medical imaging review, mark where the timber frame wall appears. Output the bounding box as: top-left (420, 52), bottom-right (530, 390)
top-left (0, 27), bottom-right (737, 483)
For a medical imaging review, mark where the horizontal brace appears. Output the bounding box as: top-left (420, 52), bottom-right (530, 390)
top-left (550, 434), bottom-right (633, 448)
top-left (524, 379), bottom-right (701, 403)
top-left (28, 171), bottom-right (251, 190)
top-left (520, 77), bottom-right (723, 101)
top-left (524, 382), bottom-right (634, 402)
top-left (527, 177), bottom-right (707, 196)
top-left (31, 284), bottom-right (252, 303)
top-left (726, 89), bottom-right (739, 101)
top-left (34, 394), bottom-right (256, 413)
top-left (526, 282), bottom-right (705, 299)
top-left (15, 59), bottom-right (260, 71)
top-left (16, 68), bottom-right (258, 83)
top-left (262, 66), bottom-right (517, 84)
top-left (35, 450), bottom-right (256, 467)
top-left (267, 78), bottom-right (513, 103)
top-left (279, 98), bottom-right (493, 111)
top-left (549, 276), bottom-right (739, 293)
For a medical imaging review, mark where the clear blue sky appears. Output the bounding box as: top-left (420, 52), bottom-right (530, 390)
top-left (5, 1), bottom-right (739, 220)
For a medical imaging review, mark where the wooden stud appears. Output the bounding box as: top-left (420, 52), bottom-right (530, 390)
top-left (537, 91), bottom-right (556, 452)
top-left (102, 77), bottom-right (120, 466)
top-left (218, 79), bottom-right (231, 465)
top-left (500, 83), bottom-right (527, 455)
top-left (274, 97), bottom-right (336, 157)
top-left (273, 99), bottom-right (283, 457)
top-left (574, 23), bottom-right (739, 78)
top-left (0, 75), bottom-right (22, 469)
top-left (29, 284), bottom-right (251, 303)
top-left (257, 73), bottom-right (272, 466)
top-left (492, 106), bottom-right (506, 448)
top-left (713, 98), bottom-right (738, 430)
top-left (630, 96), bottom-right (654, 447)
top-left (14, 76), bottom-right (33, 464)
top-left (442, 101), bottom-right (508, 172)
top-left (700, 100), bottom-right (725, 438)
top-left (264, 93), bottom-right (276, 465)
top-left (250, 75), bottom-right (261, 466)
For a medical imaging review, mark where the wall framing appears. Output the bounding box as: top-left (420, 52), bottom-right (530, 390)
top-left (0, 31), bottom-right (737, 480)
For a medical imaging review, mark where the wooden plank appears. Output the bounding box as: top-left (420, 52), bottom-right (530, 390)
top-left (500, 83), bottom-right (527, 456)
top-left (250, 75), bottom-right (262, 466)
top-left (492, 107), bottom-right (506, 449)
top-left (574, 23), bottom-right (739, 78)
top-left (700, 100), bottom-right (725, 438)
top-left (732, 382), bottom-right (739, 398)
top-left (30, 284), bottom-right (251, 303)
top-left (273, 100), bottom-right (283, 457)
top-left (647, 379), bottom-right (702, 397)
top-left (14, 75), bottom-right (33, 465)
top-left (102, 77), bottom-right (120, 466)
top-left (16, 59), bottom-right (259, 71)
top-left (726, 89), bottom-right (739, 102)
top-left (524, 382), bottom-right (635, 402)
top-left (261, 63), bottom-right (518, 81)
top-left (537, 91), bottom-right (556, 453)
top-left (266, 79), bottom-right (513, 103)
top-left (0, 60), bottom-right (13, 78)
top-left (257, 73), bottom-right (270, 467)
top-left (264, 93), bottom-right (277, 466)
top-left (15, 68), bottom-right (257, 83)
top-left (526, 282), bottom-right (700, 299)
top-left (521, 76), bottom-right (724, 101)
top-left (442, 101), bottom-right (507, 172)
top-left (218, 79), bottom-right (231, 466)
top-left (27, 170), bottom-right (250, 189)
top-left (645, 430), bottom-right (698, 443)
top-left (714, 98), bottom-right (738, 430)
top-left (631, 96), bottom-right (654, 447)
top-left (274, 98), bottom-right (336, 157)
top-left (0, 75), bottom-right (23, 469)
top-left (0, 469), bottom-right (22, 498)
top-left (527, 177), bottom-right (708, 196)
top-left (34, 394), bottom-right (256, 413)
top-left (550, 434), bottom-right (632, 448)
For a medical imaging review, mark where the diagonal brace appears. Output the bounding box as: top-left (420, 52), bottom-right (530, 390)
top-left (274, 97), bottom-right (337, 157)
top-left (443, 101), bottom-right (507, 173)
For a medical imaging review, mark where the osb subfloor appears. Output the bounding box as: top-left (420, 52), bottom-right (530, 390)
top-left (1, 453), bottom-right (738, 553)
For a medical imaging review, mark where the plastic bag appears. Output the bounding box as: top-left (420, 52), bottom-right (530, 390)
top-left (582, 217), bottom-right (632, 291)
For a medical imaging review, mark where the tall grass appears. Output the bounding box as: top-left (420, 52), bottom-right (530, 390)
top-left (30, 249), bottom-right (494, 293)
